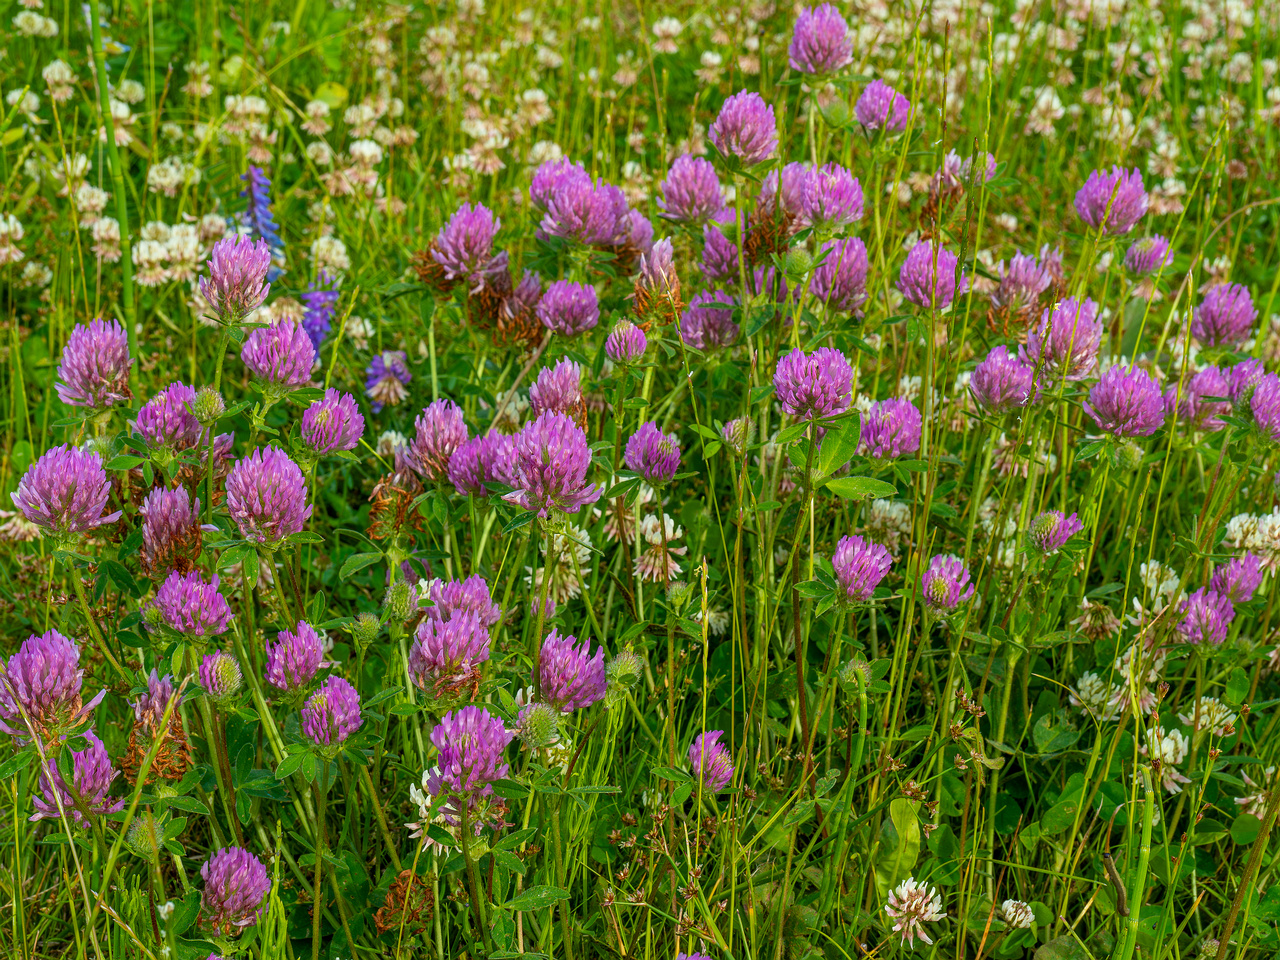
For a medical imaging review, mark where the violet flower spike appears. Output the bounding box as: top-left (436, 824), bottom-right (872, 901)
top-left (624, 421), bottom-right (682, 485)
top-left (0, 630), bottom-right (105, 744)
top-left (970, 346), bottom-right (1037, 414)
top-left (708, 90), bottom-right (778, 166)
top-left (240, 318), bottom-right (316, 392)
top-left (406, 398), bottom-right (470, 482)
top-left (536, 280), bottom-right (600, 336)
top-left (688, 730), bottom-right (734, 791)
top-left (1084, 365), bottom-right (1165, 438)
top-left (920, 554), bottom-right (975, 612)
top-left (832, 535), bottom-right (892, 604)
top-left (504, 411), bottom-right (602, 518)
top-left (265, 621), bottom-right (326, 695)
top-left (658, 155), bottom-right (725, 224)
top-left (11, 444), bottom-right (122, 538)
top-left (773, 347), bottom-right (854, 421)
top-left (199, 234), bottom-right (272, 324)
top-left (225, 446), bottom-right (313, 547)
top-left (200, 846), bottom-right (271, 936)
top-left (364, 350), bottom-right (411, 413)
top-left (789, 3), bottom-right (854, 75)
top-left (301, 388), bottom-right (364, 455)
top-left (31, 729), bottom-right (124, 826)
top-left (1074, 166), bottom-right (1148, 236)
top-left (537, 629), bottom-right (607, 713)
top-left (855, 80), bottom-right (910, 133)
top-left (301, 675), bottom-right (362, 747)
top-left (55, 318), bottom-right (133, 410)
top-left (898, 240), bottom-right (965, 310)
top-left (150, 570), bottom-right (234, 638)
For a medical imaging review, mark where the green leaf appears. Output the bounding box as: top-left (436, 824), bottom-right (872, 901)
top-left (165, 796), bottom-right (211, 816)
top-left (816, 415), bottom-right (861, 478)
top-left (502, 885), bottom-right (570, 912)
top-left (1225, 667), bottom-right (1249, 707)
top-left (874, 798), bottom-right (920, 899)
top-left (0, 749), bottom-right (35, 779)
top-left (99, 559), bottom-right (139, 596)
top-left (775, 421), bottom-right (809, 445)
top-left (825, 476), bottom-right (897, 501)
top-left (217, 543), bottom-right (254, 572)
top-left (493, 848), bottom-right (526, 875)
top-left (275, 753), bottom-right (306, 780)
top-left (491, 779), bottom-right (530, 800)
top-left (1231, 813), bottom-right (1261, 845)
top-left (650, 765), bottom-right (692, 782)
top-left (503, 511), bottom-right (536, 534)
top-left (173, 890), bottom-right (202, 935)
top-left (338, 552), bottom-right (382, 579)
top-left (105, 454), bottom-right (147, 470)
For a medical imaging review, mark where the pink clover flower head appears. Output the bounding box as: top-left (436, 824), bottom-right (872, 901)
top-left (789, 3), bottom-right (854, 75)
top-left (709, 90), bottom-right (778, 165)
top-left (1074, 166), bottom-right (1148, 235)
top-left (773, 346), bottom-right (854, 421)
top-left (538, 629), bottom-right (607, 712)
top-left (11, 444), bottom-right (122, 536)
top-left (199, 846), bottom-right (271, 935)
top-left (301, 675), bottom-right (362, 746)
top-left (225, 446), bottom-right (313, 546)
top-left (832, 534), bottom-right (892, 603)
top-left (504, 412), bottom-right (602, 518)
top-left (920, 554), bottom-right (975, 611)
top-left (0, 630), bottom-right (105, 744)
top-left (199, 235), bottom-right (272, 323)
top-left (55, 318), bottom-right (133, 410)
top-left (408, 398), bottom-right (469, 482)
top-left (689, 730), bottom-right (734, 791)
top-left (31, 729), bottom-right (123, 826)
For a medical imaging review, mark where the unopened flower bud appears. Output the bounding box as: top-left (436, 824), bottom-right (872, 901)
top-left (721, 416), bottom-right (756, 458)
top-left (199, 650), bottom-right (243, 705)
top-left (667, 581), bottom-right (694, 611)
top-left (351, 611), bottom-right (380, 649)
top-left (838, 655), bottom-right (872, 690)
top-left (516, 701), bottom-right (560, 749)
top-left (193, 386), bottom-right (226, 425)
top-left (785, 247), bottom-right (814, 276)
top-left (383, 579), bottom-right (415, 624)
top-left (126, 811), bottom-right (163, 863)
top-left (1111, 439), bottom-right (1143, 471)
top-left (606, 650), bottom-right (644, 695)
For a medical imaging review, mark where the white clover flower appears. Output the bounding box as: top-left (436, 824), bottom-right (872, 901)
top-left (14, 10), bottom-right (58, 36)
top-left (1002, 899), bottom-right (1035, 929)
top-left (349, 138), bottom-right (383, 167)
top-left (1069, 672), bottom-right (1124, 721)
top-left (376, 429), bottom-right (407, 457)
top-left (885, 878), bottom-right (946, 947)
top-left (114, 79), bottom-right (145, 104)
top-left (1178, 696), bottom-right (1237, 737)
top-left (311, 235), bottom-right (351, 274)
top-left (305, 140), bottom-right (334, 166)
top-left (1142, 726), bottom-right (1191, 794)
top-left (0, 214), bottom-right (25, 265)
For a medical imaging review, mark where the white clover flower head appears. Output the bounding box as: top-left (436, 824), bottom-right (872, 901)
top-left (1001, 899), bottom-right (1035, 929)
top-left (885, 877), bottom-right (946, 947)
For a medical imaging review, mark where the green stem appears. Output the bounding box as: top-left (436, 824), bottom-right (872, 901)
top-left (67, 561), bottom-right (130, 682)
top-left (87, 0), bottom-right (138, 394)
top-left (1116, 766), bottom-right (1154, 960)
top-left (459, 804), bottom-right (494, 954)
top-left (311, 773), bottom-right (326, 960)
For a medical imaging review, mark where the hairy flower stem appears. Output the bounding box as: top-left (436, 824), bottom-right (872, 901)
top-left (311, 775), bottom-right (326, 960)
top-left (984, 643), bottom-right (1020, 899)
top-left (359, 765), bottom-right (402, 871)
top-left (458, 805), bottom-right (495, 955)
top-left (1116, 766), bottom-right (1153, 960)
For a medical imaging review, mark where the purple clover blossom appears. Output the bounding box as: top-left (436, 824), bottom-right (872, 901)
top-left (1022, 298), bottom-right (1103, 383)
top-left (135, 382), bottom-right (202, 451)
top-left (200, 846), bottom-right (271, 936)
top-left (1211, 554), bottom-right (1264, 603)
top-left (265, 621), bottom-right (326, 695)
top-left (800, 163), bottom-right (863, 231)
top-left (31, 729), bottom-right (123, 825)
top-left (832, 535), bottom-right (892, 604)
top-left (300, 273), bottom-right (339, 350)
top-left (855, 80), bottom-right (910, 133)
top-left (225, 446), bottom-right (313, 546)
top-left (1085, 365), bottom-right (1165, 438)
top-left (1177, 588), bottom-right (1234, 645)
top-left (624, 421), bottom-right (682, 484)
top-left (636, 238), bottom-right (680, 322)
top-left (505, 412), bottom-right (602, 517)
top-left (241, 165), bottom-right (284, 262)
top-left (301, 676), bottom-right (362, 747)
top-left (709, 90), bottom-right (778, 165)
top-left (431, 203), bottom-right (501, 289)
top-left (530, 158), bottom-right (590, 210)
top-left (701, 212), bottom-right (740, 285)
top-left (658, 155), bottom-right (725, 224)
top-left (198, 650), bottom-right (242, 701)
top-left (623, 208), bottom-right (655, 257)
top-left (970, 346), bottom-right (1037, 414)
top-left (11, 445), bottom-right (121, 537)
top-left (1027, 510), bottom-right (1083, 556)
top-left (409, 613), bottom-right (491, 696)
top-left (535, 632), bottom-right (604, 716)
top-left (811, 237), bottom-right (870, 314)
top-left (0, 631), bottom-right (104, 743)
top-left (240, 318), bottom-right (315, 390)
top-left (774, 347), bottom-right (854, 421)
top-left (364, 350), bottom-right (412, 413)
top-left (55, 318), bottom-right (133, 410)
top-left (898, 241), bottom-right (966, 310)
top-left (300, 388), bottom-right (364, 455)
top-left (689, 730), bottom-right (734, 792)
top-left (1251, 373), bottom-right (1280, 444)
top-left (680, 289), bottom-right (739, 349)
top-left (757, 162), bottom-right (811, 226)
top-left (199, 235), bottom-right (272, 323)
top-left (535, 280), bottom-right (600, 336)
top-left (1227, 358), bottom-right (1265, 406)
top-left (425, 575), bottom-right (503, 628)
top-left (1074, 166), bottom-right (1149, 236)
top-left (447, 432), bottom-right (517, 497)
top-left (132, 669), bottom-right (180, 736)
top-left (721, 417), bottom-right (756, 457)
top-left (1166, 365), bottom-right (1231, 431)
top-left (529, 359), bottom-right (584, 419)
top-left (1125, 236), bottom-right (1173, 276)
top-left (789, 3), bottom-right (854, 74)
top-left (1192, 283), bottom-right (1257, 347)
top-left (140, 487), bottom-right (203, 575)
top-left (990, 251), bottom-right (1053, 316)
top-left (540, 175), bottom-right (625, 246)
top-left (861, 399), bottom-right (923, 460)
top-left (606, 319), bottom-right (648, 364)
top-left (425, 706), bottom-right (513, 822)
top-left (408, 399), bottom-right (469, 482)
top-left (920, 554), bottom-right (976, 612)
top-left (151, 571), bottom-right (233, 638)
